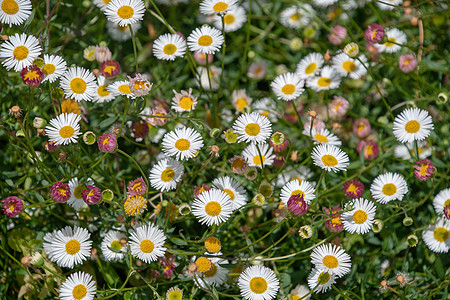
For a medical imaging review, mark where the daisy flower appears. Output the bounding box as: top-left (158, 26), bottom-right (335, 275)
top-left (376, 0), bottom-right (403, 11)
top-left (233, 112), bottom-right (273, 144)
top-left (104, 0), bottom-right (145, 27)
top-left (238, 265), bottom-right (280, 300)
top-left (331, 54), bottom-right (368, 79)
top-left (276, 165), bottom-right (314, 187)
top-left (311, 144), bottom-right (349, 173)
top-left (393, 108), bottom-right (434, 143)
top-left (279, 5), bottom-right (313, 29)
top-left (252, 97), bottom-right (278, 122)
top-left (342, 198), bottom-right (376, 234)
top-left (199, 0), bottom-right (237, 15)
top-left (59, 67), bottom-right (96, 102)
top-left (67, 178), bottom-right (89, 211)
top-left (106, 20), bottom-right (141, 42)
top-left (394, 141), bottom-right (432, 160)
top-left (242, 143), bottom-right (275, 168)
top-left (213, 6), bottom-right (247, 32)
top-left (370, 172), bottom-right (408, 204)
top-left (187, 26), bottom-right (224, 54)
top-left (1, 196), bottom-right (23, 218)
top-left (172, 88), bottom-right (198, 112)
top-left (432, 188), bottom-right (450, 217)
top-left (422, 218), bottom-right (450, 253)
top-left (212, 176), bottom-right (247, 211)
top-left (129, 223), bottom-right (167, 263)
top-left (291, 284), bottom-right (311, 300)
top-left (311, 0), bottom-right (338, 8)
top-left (43, 226), bottom-right (92, 269)
top-left (196, 65), bottom-right (221, 90)
top-left (328, 96), bottom-right (349, 119)
top-left (59, 271), bottom-right (96, 300)
top-left (271, 72), bottom-right (305, 101)
top-left (93, 76), bottom-right (116, 103)
top-left (310, 244), bottom-right (351, 278)
top-left (153, 33), bottom-right (187, 61)
top-left (343, 179), bottom-right (364, 199)
top-left (161, 127), bottom-right (204, 161)
top-left (192, 189), bottom-right (233, 226)
top-left (149, 157), bottom-right (184, 192)
top-left (0, 33), bottom-right (41, 72)
top-left (231, 89), bottom-right (252, 112)
top-left (375, 28), bottom-right (407, 53)
top-left (280, 180), bottom-right (315, 205)
top-left (307, 268), bottom-right (336, 294)
top-left (93, 0), bottom-right (112, 10)
top-left (308, 128), bottom-right (342, 146)
top-left (296, 52), bottom-right (324, 79)
top-left (0, 0), bottom-right (32, 26)
top-left (194, 253), bottom-right (229, 288)
top-left (101, 230), bottom-right (127, 261)
top-left (45, 113), bottom-right (82, 146)
top-left (41, 54), bottom-right (67, 83)
top-left (107, 80), bottom-right (136, 99)
top-left (307, 66), bottom-right (342, 92)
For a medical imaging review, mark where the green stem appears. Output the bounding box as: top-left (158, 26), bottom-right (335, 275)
top-left (315, 170), bottom-right (326, 194)
top-left (116, 149), bottom-right (150, 197)
top-left (128, 24), bottom-right (139, 74)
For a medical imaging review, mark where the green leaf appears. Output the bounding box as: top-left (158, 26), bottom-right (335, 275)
top-left (99, 116), bottom-right (119, 129)
top-left (434, 256), bottom-right (445, 280)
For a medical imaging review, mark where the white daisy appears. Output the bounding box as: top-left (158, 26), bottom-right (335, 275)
top-left (311, 0), bottom-right (339, 8)
top-left (43, 226), bottom-right (92, 269)
top-left (370, 172), bottom-right (408, 204)
top-left (311, 144), bottom-right (349, 173)
top-left (375, 28), bottom-right (407, 53)
top-left (342, 198), bottom-right (376, 234)
top-left (376, 0), bottom-right (403, 11)
top-left (196, 65), bottom-right (221, 90)
top-left (106, 20), bottom-right (141, 42)
top-left (192, 188), bottom-right (233, 226)
top-left (0, 33), bottom-right (41, 71)
top-left (94, 0), bottom-right (112, 10)
top-left (41, 54), bottom-right (67, 83)
top-left (432, 188), bottom-right (450, 216)
top-left (194, 252), bottom-right (229, 288)
top-left (271, 72), bottom-right (305, 101)
top-left (59, 67), bottom-right (97, 102)
top-left (59, 271), bottom-right (96, 300)
top-left (276, 165), bottom-right (314, 187)
top-left (129, 223), bottom-right (167, 263)
top-left (307, 66), bottom-right (342, 92)
top-left (296, 52), bottom-right (324, 79)
top-left (280, 180), bottom-right (315, 205)
top-left (231, 89), bottom-right (252, 112)
top-left (233, 112), bottom-right (273, 144)
top-left (213, 6), bottom-right (247, 32)
top-left (212, 176), bottom-right (247, 211)
top-left (172, 88), bottom-right (198, 112)
top-left (45, 113), bottom-right (82, 146)
top-left (0, 0), bottom-right (32, 26)
top-left (104, 0), bottom-right (145, 27)
top-left (331, 54), bottom-right (368, 79)
top-left (308, 128), bottom-right (342, 146)
top-left (101, 230), bottom-right (127, 261)
top-left (393, 107), bottom-right (434, 143)
top-left (161, 127), bottom-right (204, 161)
top-left (252, 97), bottom-right (278, 122)
top-left (153, 33), bottom-right (187, 61)
top-left (199, 0), bottom-right (237, 15)
top-left (107, 80), bottom-right (136, 99)
top-left (422, 218), bottom-right (450, 253)
top-left (93, 75), bottom-right (116, 103)
top-left (187, 25), bottom-right (224, 55)
top-left (238, 265), bottom-right (280, 300)
top-left (310, 244), bottom-right (351, 278)
top-left (149, 157), bottom-right (184, 192)
top-left (307, 268), bottom-right (336, 294)
top-left (279, 5), bottom-right (314, 29)
top-left (291, 284), bottom-right (311, 300)
top-left (242, 143), bottom-right (275, 168)
top-left (67, 178), bottom-right (88, 211)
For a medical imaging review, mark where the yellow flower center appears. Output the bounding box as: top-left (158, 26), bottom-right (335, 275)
top-left (249, 277), bottom-right (268, 294)
top-left (102, 137), bottom-right (109, 145)
top-left (195, 257), bottom-right (212, 273)
top-left (72, 284), bottom-right (87, 300)
top-left (102, 0), bottom-right (111, 4)
top-left (281, 84), bottom-right (296, 95)
top-left (163, 43), bottom-right (177, 55)
top-left (205, 201), bottom-right (221, 216)
top-left (59, 125), bottom-right (75, 139)
top-left (290, 190), bottom-right (305, 199)
top-left (235, 98), bottom-right (247, 111)
top-left (305, 63), bottom-right (317, 74)
top-left (117, 5), bottom-right (134, 19)
top-left (161, 168), bottom-right (175, 182)
top-left (244, 123), bottom-right (261, 136)
top-left (318, 77), bottom-right (331, 87)
top-left (110, 240), bottom-right (122, 251)
top-left (73, 184), bottom-right (85, 199)
top-left (384, 37), bottom-right (396, 47)
top-left (70, 78), bottom-right (87, 94)
top-left (405, 120), bottom-right (420, 133)
top-left (292, 296), bottom-right (300, 300)
top-left (353, 210), bottom-right (368, 224)
top-left (42, 64), bottom-right (56, 75)
top-left (382, 183), bottom-right (397, 196)
top-left (198, 35), bottom-right (213, 46)
top-left (231, 158), bottom-right (245, 170)
top-left (204, 263), bottom-right (218, 277)
top-left (366, 145), bottom-right (374, 156)
top-left (124, 196), bottom-right (147, 216)
top-left (179, 96), bottom-right (194, 110)
top-left (103, 65), bottom-right (117, 76)
top-left (24, 70), bottom-right (41, 81)
top-left (444, 199), bottom-right (450, 207)
top-left (223, 188), bottom-right (235, 200)
top-left (2, 0), bottom-right (19, 14)
top-left (318, 272), bottom-right (331, 284)
top-left (168, 290), bottom-right (182, 300)
top-left (314, 133), bottom-right (328, 143)
top-left (403, 59), bottom-right (411, 66)
top-left (331, 217), bottom-right (342, 227)
top-left (13, 45), bottom-right (29, 61)
top-left (321, 154), bottom-right (338, 167)
top-left (58, 188), bottom-right (68, 197)
top-left (322, 255), bottom-right (338, 268)
top-left (342, 61), bottom-right (356, 72)
top-left (132, 181), bottom-right (142, 192)
top-left (290, 13), bottom-right (300, 21)
top-left (253, 155), bottom-right (265, 166)
top-left (213, 2), bottom-right (228, 12)
top-left (8, 203), bottom-right (15, 212)
top-left (174, 138), bottom-right (190, 151)
top-left (204, 237), bottom-right (221, 253)
top-left (97, 84), bottom-right (111, 97)
top-left (434, 227), bottom-right (449, 242)
top-left (334, 102), bottom-right (342, 111)
top-left (140, 239), bottom-right (154, 253)
top-left (118, 84), bottom-right (131, 94)
top-left (224, 13), bottom-right (235, 24)
top-left (260, 111), bottom-right (269, 118)
top-left (65, 239), bottom-right (81, 255)
top-left (346, 183), bottom-right (358, 195)
top-left (420, 164), bottom-right (429, 176)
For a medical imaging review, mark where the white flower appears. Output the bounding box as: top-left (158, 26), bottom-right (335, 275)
top-left (308, 128), bottom-right (342, 146)
top-left (280, 180), bottom-right (315, 205)
top-left (59, 67), bottom-right (97, 102)
top-left (422, 218), bottom-right (450, 253)
top-left (196, 65), bottom-right (221, 91)
top-left (242, 143), bottom-right (275, 168)
top-left (0, 0), bottom-right (32, 27)
top-left (311, 0), bottom-right (339, 8)
top-left (342, 198), bottom-right (376, 234)
top-left (376, 0), bottom-right (403, 11)
top-left (370, 172), bottom-right (408, 204)
top-left (199, 0), bottom-right (237, 15)
top-left (311, 144), bottom-right (349, 173)
top-left (192, 188), bottom-right (233, 226)
top-left (171, 88), bottom-right (198, 112)
top-left (291, 284), bottom-right (311, 300)
top-left (106, 20), bottom-right (141, 42)
top-left (194, 252), bottom-right (229, 288)
top-left (432, 188), bottom-right (450, 216)
top-left (252, 97), bottom-right (278, 122)
top-left (187, 25), bottom-right (224, 54)
top-left (107, 80), bottom-right (136, 99)
top-left (307, 268), bottom-right (336, 293)
top-left (93, 75), bottom-right (116, 103)
top-left (310, 244), bottom-right (351, 278)
top-left (231, 89), bottom-right (252, 112)
top-left (59, 271), bottom-right (96, 300)
top-left (393, 141), bottom-right (431, 160)
top-left (280, 5), bottom-right (314, 29)
top-left (67, 178), bottom-right (88, 211)
top-left (104, 0), bottom-right (145, 27)
top-left (41, 54), bottom-right (67, 83)
top-left (238, 265), bottom-right (280, 300)
top-left (161, 127), bottom-right (204, 161)
top-left (101, 230), bottom-right (127, 261)
top-left (375, 28), bottom-right (407, 53)
top-left (276, 165), bottom-right (314, 187)
top-left (45, 113), bottom-right (82, 146)
top-left (129, 223), bottom-right (167, 263)
top-left (0, 33), bottom-right (41, 71)
top-left (149, 157), bottom-right (184, 192)
top-left (153, 33), bottom-right (187, 61)
top-left (233, 112), bottom-right (273, 144)
top-left (212, 176), bottom-right (247, 211)
top-left (296, 52), bottom-right (324, 79)
top-left (271, 72), bottom-right (305, 101)
top-left (393, 108), bottom-right (433, 143)
top-left (331, 53), bottom-right (368, 79)
top-left (213, 6), bottom-right (247, 32)
top-left (307, 66), bottom-right (342, 92)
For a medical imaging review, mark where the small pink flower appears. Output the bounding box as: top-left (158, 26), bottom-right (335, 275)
top-left (128, 73), bottom-right (153, 97)
top-left (21, 65), bottom-right (44, 87)
top-left (128, 177), bottom-right (147, 196)
top-left (444, 205), bottom-right (450, 220)
top-left (159, 254), bottom-right (176, 279)
top-left (304, 119), bottom-right (325, 133)
top-left (323, 206), bottom-right (344, 233)
top-left (328, 25), bottom-right (347, 46)
top-left (50, 181), bottom-right (71, 203)
top-left (353, 118), bottom-right (371, 138)
top-left (194, 184), bottom-right (211, 197)
top-left (193, 50), bottom-right (213, 65)
top-left (82, 185), bottom-right (102, 205)
top-left (328, 96), bottom-right (349, 119)
top-left (98, 133), bottom-right (117, 153)
top-left (45, 141), bottom-right (60, 152)
top-left (101, 60), bottom-right (121, 78)
top-left (131, 120), bottom-right (149, 139)
top-left (147, 106), bottom-right (168, 127)
top-left (364, 23), bottom-right (385, 43)
top-left (247, 62), bottom-right (267, 80)
top-left (413, 158), bottom-right (435, 181)
top-left (2, 196), bottom-right (24, 218)
top-left (273, 155), bottom-right (286, 168)
top-left (95, 46), bottom-right (112, 63)
top-left (398, 54), bottom-right (417, 73)
top-left (343, 180), bottom-right (364, 198)
top-left (357, 139), bottom-right (379, 161)
top-left (287, 194), bottom-right (308, 216)
top-left (269, 132), bottom-right (289, 152)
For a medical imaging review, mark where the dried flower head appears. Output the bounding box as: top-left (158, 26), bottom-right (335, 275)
top-left (9, 106), bottom-right (23, 118)
top-left (287, 194), bottom-right (308, 216)
top-left (98, 132), bottom-right (117, 153)
top-left (323, 206), bottom-right (344, 233)
top-left (229, 155), bottom-right (248, 174)
top-left (124, 195), bottom-right (148, 216)
top-left (343, 180), bottom-right (364, 199)
top-left (101, 60), bottom-right (121, 78)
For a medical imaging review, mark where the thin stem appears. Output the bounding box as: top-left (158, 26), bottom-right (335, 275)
top-left (128, 24), bottom-right (139, 74)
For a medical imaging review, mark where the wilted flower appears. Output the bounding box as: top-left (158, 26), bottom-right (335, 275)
top-left (2, 196), bottom-right (24, 218)
top-left (353, 118), bottom-right (371, 138)
top-left (124, 195), bottom-right (147, 216)
top-left (50, 181), bottom-right (71, 203)
top-left (328, 25), bottom-right (347, 45)
top-left (21, 64), bottom-right (44, 87)
top-left (129, 73), bottom-right (153, 97)
top-left (287, 194), bottom-right (308, 216)
top-left (193, 184), bottom-right (211, 197)
top-left (328, 96), bottom-right (349, 118)
top-left (127, 177), bottom-right (147, 196)
top-left (101, 60), bottom-right (121, 78)
top-left (395, 272), bottom-right (410, 287)
top-left (323, 206), bottom-right (344, 233)
top-left (98, 132), bottom-right (117, 153)
top-left (398, 54), bottom-right (417, 73)
top-left (343, 180), bottom-right (364, 198)
top-left (9, 106), bottom-right (23, 118)
top-left (364, 23), bottom-right (385, 43)
top-left (273, 155), bottom-right (286, 168)
top-left (230, 155), bottom-right (248, 174)
top-left (413, 158), bottom-right (435, 181)
top-left (95, 45), bottom-right (112, 63)
top-left (130, 120), bottom-right (149, 140)
top-left (147, 106), bottom-right (168, 127)
top-left (83, 45), bottom-right (96, 61)
top-left (45, 141), bottom-right (60, 152)
top-left (357, 140), bottom-right (379, 161)
top-left (82, 185), bottom-right (101, 205)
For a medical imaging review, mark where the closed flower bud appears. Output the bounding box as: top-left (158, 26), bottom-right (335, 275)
top-left (407, 234), bottom-right (418, 247)
top-left (299, 225), bottom-right (313, 239)
top-left (33, 117), bottom-right (46, 129)
top-left (210, 128), bottom-right (221, 139)
top-left (83, 131), bottom-right (96, 145)
top-left (402, 216), bottom-right (413, 227)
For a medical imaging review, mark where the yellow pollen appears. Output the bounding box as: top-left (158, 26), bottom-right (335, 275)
top-left (97, 84), bottom-right (110, 97)
top-left (357, 123), bottom-right (365, 132)
top-left (419, 164), bottom-right (429, 176)
top-left (102, 137), bottom-right (109, 145)
top-left (384, 37), bottom-right (396, 47)
top-left (65, 239), bottom-right (81, 255)
top-left (366, 145), bottom-right (374, 156)
top-left (342, 61), bottom-right (356, 72)
top-left (87, 189), bottom-right (95, 197)
top-left (124, 196), bottom-right (147, 216)
top-left (196, 257), bottom-right (212, 273)
top-left (249, 277), bottom-right (268, 294)
top-left (404, 59), bottom-right (411, 66)
top-left (334, 102), bottom-right (342, 111)
top-left (174, 138), bottom-right (190, 151)
top-left (24, 70), bottom-right (40, 81)
top-left (253, 155), bottom-right (265, 165)
top-left (281, 84), bottom-right (296, 95)
top-left (434, 227), bottom-right (449, 242)
top-left (13, 45), bottom-right (29, 61)
top-left (161, 168), bottom-right (175, 182)
top-left (382, 183), bottom-right (397, 196)
top-left (314, 133), bottom-right (328, 143)
top-left (70, 78), bottom-right (87, 94)
top-left (223, 188), bottom-right (235, 200)
top-left (132, 181), bottom-right (142, 191)
top-left (42, 64), bottom-right (56, 75)
top-left (244, 123), bottom-right (261, 136)
top-left (331, 217), bottom-right (342, 227)
top-left (72, 284), bottom-right (87, 300)
top-left (117, 5), bottom-right (134, 19)
top-left (205, 201), bottom-right (221, 216)
top-left (198, 35), bottom-right (213, 46)
top-left (322, 255), bottom-right (338, 268)
top-left (9, 203), bottom-right (15, 212)
top-left (110, 240), bottom-right (122, 251)
top-left (305, 63), bottom-right (317, 74)
top-left (213, 2), bottom-right (228, 12)
top-left (353, 210), bottom-right (368, 224)
top-left (318, 77), bottom-right (331, 87)
top-left (290, 190), bottom-right (305, 199)
top-left (204, 237), bottom-right (221, 253)
top-left (2, 0), bottom-right (19, 15)
top-left (118, 84), bottom-right (131, 94)
top-left (405, 120), bottom-right (420, 133)
top-left (58, 188), bottom-right (67, 197)
top-left (346, 184), bottom-right (358, 195)
top-left (103, 65), bottom-right (117, 75)
top-left (260, 111), bottom-right (269, 118)
top-left (204, 263), bottom-right (218, 277)
top-left (59, 125), bottom-right (75, 139)
top-left (290, 13), bottom-right (300, 21)
top-left (179, 96), bottom-right (194, 110)
top-left (235, 98), bottom-right (247, 111)
top-left (140, 239), bottom-right (154, 253)
top-left (163, 43), bottom-right (177, 55)
top-left (321, 154), bottom-right (338, 167)
top-left (371, 31), bottom-right (377, 39)
top-left (224, 13), bottom-right (235, 24)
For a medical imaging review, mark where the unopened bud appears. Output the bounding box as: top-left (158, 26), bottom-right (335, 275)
top-left (402, 216), bottom-right (413, 227)
top-left (161, 200), bottom-right (169, 207)
top-left (210, 128), bottom-right (221, 139)
top-left (344, 43), bottom-right (359, 58)
top-left (102, 189), bottom-right (114, 201)
top-left (324, 50), bottom-right (331, 61)
top-left (407, 234), bottom-right (418, 247)
top-left (252, 193), bottom-right (265, 206)
top-left (308, 110), bottom-right (317, 118)
top-left (372, 219), bottom-right (383, 233)
top-left (83, 131), bottom-right (96, 145)
top-left (120, 238), bottom-right (127, 245)
top-left (299, 225), bottom-right (313, 239)
top-left (33, 117), bottom-right (47, 129)
top-left (411, 17), bottom-right (419, 26)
